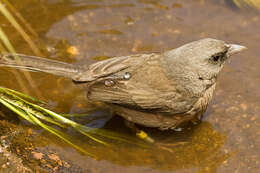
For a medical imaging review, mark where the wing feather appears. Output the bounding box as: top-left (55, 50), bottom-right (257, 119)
top-left (76, 53), bottom-right (189, 113)
top-left (73, 55), bottom-right (135, 82)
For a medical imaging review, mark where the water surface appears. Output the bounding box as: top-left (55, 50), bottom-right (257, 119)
top-left (0, 0), bottom-right (259, 172)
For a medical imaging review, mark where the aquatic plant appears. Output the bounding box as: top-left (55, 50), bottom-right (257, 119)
top-left (0, 86), bottom-right (147, 156)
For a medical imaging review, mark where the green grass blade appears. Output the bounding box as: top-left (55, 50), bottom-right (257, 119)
top-left (2, 0), bottom-right (39, 37)
top-left (0, 87), bottom-right (149, 147)
top-left (0, 88), bottom-right (109, 145)
top-left (0, 87), bottom-right (45, 104)
top-left (0, 96), bottom-right (35, 124)
top-left (23, 101), bottom-right (150, 147)
top-left (61, 113), bottom-right (92, 117)
top-left (76, 128), bottom-right (109, 146)
top-left (30, 105), bottom-right (109, 145)
top-left (0, 2), bottom-right (41, 55)
top-left (75, 124), bottom-right (150, 148)
top-left (0, 91), bottom-right (65, 128)
top-left (0, 27), bottom-right (32, 95)
top-left (0, 10), bottom-right (43, 99)
top-left (30, 103), bottom-right (79, 125)
top-left (0, 41), bottom-right (7, 53)
top-left (0, 88), bottom-right (98, 156)
top-left (26, 111), bottom-right (96, 157)
top-left (5, 98), bottom-right (66, 128)
top-left (30, 104), bottom-right (147, 146)
top-left (0, 27), bottom-right (17, 53)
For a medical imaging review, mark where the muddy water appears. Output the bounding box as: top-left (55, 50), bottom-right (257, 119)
top-left (0, 0), bottom-right (259, 172)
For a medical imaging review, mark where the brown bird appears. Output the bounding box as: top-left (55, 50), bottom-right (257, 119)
top-left (0, 38), bottom-right (246, 139)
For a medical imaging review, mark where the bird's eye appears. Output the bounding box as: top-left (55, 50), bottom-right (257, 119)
top-left (210, 50), bottom-right (228, 64)
top-left (212, 55), bottom-right (221, 62)
top-left (210, 52), bottom-right (225, 64)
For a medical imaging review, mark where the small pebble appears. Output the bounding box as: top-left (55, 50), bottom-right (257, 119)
top-left (242, 114), bottom-right (247, 118)
top-left (32, 152), bottom-right (43, 160)
top-left (67, 46), bottom-right (79, 55)
top-left (250, 116), bottom-right (256, 121)
top-left (240, 103), bottom-right (247, 111)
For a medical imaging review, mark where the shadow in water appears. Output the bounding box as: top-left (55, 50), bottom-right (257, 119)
top-left (53, 115), bottom-right (232, 172)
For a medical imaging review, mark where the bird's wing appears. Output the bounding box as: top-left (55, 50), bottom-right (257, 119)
top-left (72, 54), bottom-right (143, 82)
top-left (79, 53), bottom-right (187, 113)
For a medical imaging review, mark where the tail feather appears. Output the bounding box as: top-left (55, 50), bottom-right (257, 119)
top-left (0, 53), bottom-right (81, 79)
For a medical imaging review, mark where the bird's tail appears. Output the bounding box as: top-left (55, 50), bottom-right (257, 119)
top-left (0, 53), bottom-right (81, 79)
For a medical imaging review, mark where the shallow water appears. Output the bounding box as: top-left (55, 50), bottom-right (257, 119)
top-left (0, 0), bottom-right (259, 172)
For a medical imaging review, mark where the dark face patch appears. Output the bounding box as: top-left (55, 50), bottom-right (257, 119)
top-left (209, 49), bottom-right (228, 65)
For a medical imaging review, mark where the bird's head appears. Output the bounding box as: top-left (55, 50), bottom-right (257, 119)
top-left (163, 38), bottom-right (247, 93)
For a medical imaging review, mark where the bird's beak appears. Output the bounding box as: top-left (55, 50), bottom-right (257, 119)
top-left (226, 44), bottom-right (247, 56)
